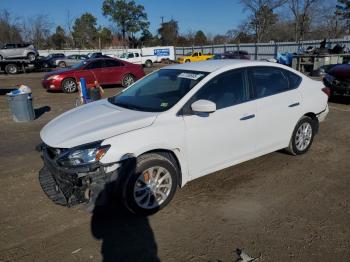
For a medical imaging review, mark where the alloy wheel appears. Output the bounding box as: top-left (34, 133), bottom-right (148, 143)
top-left (133, 166), bottom-right (173, 209)
top-left (64, 80), bottom-right (77, 93)
top-left (295, 122), bottom-right (312, 151)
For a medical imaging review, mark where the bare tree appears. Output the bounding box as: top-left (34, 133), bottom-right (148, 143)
top-left (0, 10), bottom-right (22, 45)
top-left (288, 0), bottom-right (320, 42)
top-left (22, 15), bottom-right (53, 49)
top-left (240, 0), bottom-right (287, 42)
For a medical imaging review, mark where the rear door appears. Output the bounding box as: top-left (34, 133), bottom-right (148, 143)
top-left (101, 59), bottom-right (127, 84)
top-left (248, 66), bottom-right (302, 154)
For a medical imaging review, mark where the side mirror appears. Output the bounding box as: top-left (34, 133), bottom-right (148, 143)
top-left (191, 99), bottom-right (216, 114)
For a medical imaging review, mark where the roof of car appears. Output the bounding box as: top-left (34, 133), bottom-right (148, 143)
top-left (165, 59), bottom-right (277, 73)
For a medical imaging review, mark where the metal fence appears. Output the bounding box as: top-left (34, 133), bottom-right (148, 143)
top-left (175, 37), bottom-right (350, 60)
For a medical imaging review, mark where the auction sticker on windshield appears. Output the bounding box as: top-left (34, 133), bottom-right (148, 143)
top-left (178, 72), bottom-right (204, 80)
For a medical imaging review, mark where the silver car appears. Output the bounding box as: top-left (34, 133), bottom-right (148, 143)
top-left (54, 54), bottom-right (88, 68)
top-left (0, 43), bottom-right (39, 61)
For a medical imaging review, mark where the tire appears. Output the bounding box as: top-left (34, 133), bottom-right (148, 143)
top-left (27, 53), bottom-right (36, 61)
top-left (185, 59), bottom-right (190, 63)
top-left (122, 153), bottom-right (178, 216)
top-left (61, 78), bottom-right (77, 93)
top-left (122, 74), bottom-right (135, 87)
top-left (5, 64), bottom-right (18, 74)
top-left (0, 55), bottom-right (3, 60)
top-left (144, 60), bottom-right (153, 68)
top-left (287, 116), bottom-right (316, 155)
top-left (58, 61), bottom-right (66, 68)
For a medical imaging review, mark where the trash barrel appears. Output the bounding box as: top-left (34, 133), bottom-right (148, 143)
top-left (7, 92), bottom-right (35, 122)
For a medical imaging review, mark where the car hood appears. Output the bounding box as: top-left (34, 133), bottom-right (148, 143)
top-left (44, 68), bottom-right (74, 78)
top-left (40, 99), bottom-right (158, 148)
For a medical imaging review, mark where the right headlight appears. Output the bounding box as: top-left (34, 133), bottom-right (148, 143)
top-left (57, 142), bottom-right (110, 167)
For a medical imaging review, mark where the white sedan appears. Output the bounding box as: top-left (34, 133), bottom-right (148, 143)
top-left (39, 60), bottom-right (329, 215)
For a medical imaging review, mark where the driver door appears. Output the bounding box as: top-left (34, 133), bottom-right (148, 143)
top-left (75, 60), bottom-right (104, 86)
top-left (182, 69), bottom-right (257, 179)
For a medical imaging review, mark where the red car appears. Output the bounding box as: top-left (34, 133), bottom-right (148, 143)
top-left (42, 58), bottom-right (145, 93)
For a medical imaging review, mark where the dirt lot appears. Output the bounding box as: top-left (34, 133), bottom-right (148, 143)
top-left (0, 70), bottom-right (349, 262)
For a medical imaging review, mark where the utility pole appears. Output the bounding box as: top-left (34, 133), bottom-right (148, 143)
top-left (160, 16), bottom-right (164, 25)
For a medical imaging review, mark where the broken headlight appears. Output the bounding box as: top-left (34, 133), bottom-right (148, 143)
top-left (57, 141), bottom-right (110, 167)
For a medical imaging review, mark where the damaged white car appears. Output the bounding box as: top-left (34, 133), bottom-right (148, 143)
top-left (39, 60), bottom-right (329, 215)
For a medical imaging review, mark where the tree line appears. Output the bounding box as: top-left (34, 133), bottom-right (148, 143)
top-left (1, 0), bottom-right (349, 49)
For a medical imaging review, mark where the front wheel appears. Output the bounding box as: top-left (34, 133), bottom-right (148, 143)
top-left (61, 78), bottom-right (77, 93)
top-left (122, 153), bottom-right (178, 216)
top-left (287, 116), bottom-right (316, 155)
top-left (185, 59), bottom-right (190, 63)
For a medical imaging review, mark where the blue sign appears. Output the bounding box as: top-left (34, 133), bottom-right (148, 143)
top-left (154, 48), bottom-right (170, 56)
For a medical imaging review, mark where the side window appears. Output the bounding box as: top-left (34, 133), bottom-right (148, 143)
top-left (5, 44), bottom-right (15, 49)
top-left (191, 69), bottom-right (247, 110)
top-left (128, 53), bottom-right (134, 58)
top-left (105, 59), bottom-right (123, 68)
top-left (198, 53), bottom-right (202, 56)
top-left (85, 60), bottom-right (103, 70)
top-left (192, 52), bottom-right (198, 57)
top-left (283, 70), bottom-right (302, 89)
top-left (249, 67), bottom-right (289, 99)
top-left (135, 53), bottom-right (140, 57)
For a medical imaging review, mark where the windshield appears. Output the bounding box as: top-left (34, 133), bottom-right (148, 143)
top-left (119, 53), bottom-right (127, 58)
top-left (108, 69), bottom-right (209, 112)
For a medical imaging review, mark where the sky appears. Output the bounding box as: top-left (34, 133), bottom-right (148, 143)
top-left (0, 0), bottom-right (246, 35)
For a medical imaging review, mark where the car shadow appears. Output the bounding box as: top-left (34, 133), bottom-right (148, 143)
top-left (91, 203), bottom-right (160, 262)
top-left (90, 157), bottom-right (160, 262)
top-left (329, 95), bottom-right (350, 105)
top-left (34, 106), bottom-right (51, 119)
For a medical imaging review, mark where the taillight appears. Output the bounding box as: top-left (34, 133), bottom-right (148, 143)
top-left (322, 87), bottom-right (331, 97)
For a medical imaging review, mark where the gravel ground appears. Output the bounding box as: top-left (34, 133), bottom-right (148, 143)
top-left (0, 69), bottom-right (349, 262)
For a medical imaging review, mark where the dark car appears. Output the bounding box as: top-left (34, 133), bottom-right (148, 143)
top-left (211, 51), bottom-right (250, 60)
top-left (39, 53), bottom-right (65, 68)
top-left (323, 64), bottom-right (350, 96)
top-left (87, 52), bottom-right (110, 59)
top-left (42, 57), bottom-right (145, 93)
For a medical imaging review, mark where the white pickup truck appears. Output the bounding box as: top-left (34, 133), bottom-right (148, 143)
top-left (118, 52), bottom-right (156, 68)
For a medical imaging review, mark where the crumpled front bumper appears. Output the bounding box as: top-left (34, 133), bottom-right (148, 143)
top-left (39, 144), bottom-right (119, 208)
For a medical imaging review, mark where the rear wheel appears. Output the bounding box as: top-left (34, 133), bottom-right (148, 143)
top-left (122, 153), bottom-right (178, 216)
top-left (27, 53), bottom-right (36, 61)
top-left (287, 116), bottom-right (316, 155)
top-left (5, 64), bottom-right (18, 74)
top-left (144, 60), bottom-right (153, 68)
top-left (122, 74), bottom-right (135, 87)
top-left (58, 61), bottom-right (66, 68)
top-left (61, 78), bottom-right (77, 93)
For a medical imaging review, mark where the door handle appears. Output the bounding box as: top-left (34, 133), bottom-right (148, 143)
top-left (240, 114), bottom-right (255, 121)
top-left (288, 102), bottom-right (300, 107)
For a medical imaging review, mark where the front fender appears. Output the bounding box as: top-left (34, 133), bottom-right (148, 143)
top-left (100, 118), bottom-right (189, 186)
